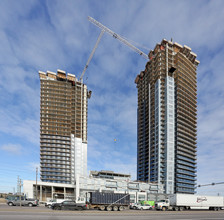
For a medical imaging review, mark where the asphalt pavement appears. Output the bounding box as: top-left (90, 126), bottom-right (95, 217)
top-left (0, 203), bottom-right (224, 220)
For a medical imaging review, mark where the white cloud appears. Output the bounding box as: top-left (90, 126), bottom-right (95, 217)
top-left (1, 144), bottom-right (22, 155)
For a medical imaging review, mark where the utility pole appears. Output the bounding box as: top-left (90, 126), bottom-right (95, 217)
top-left (17, 177), bottom-right (23, 207)
top-left (19, 179), bottom-right (22, 207)
top-left (17, 176), bottom-right (20, 194)
top-left (36, 167), bottom-right (38, 200)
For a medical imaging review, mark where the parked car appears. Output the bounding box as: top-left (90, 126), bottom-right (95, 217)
top-left (45, 199), bottom-right (65, 208)
top-left (51, 200), bottom-right (87, 210)
top-left (130, 203), bottom-right (139, 209)
top-left (7, 198), bottom-right (39, 207)
top-left (135, 203), bottom-right (152, 210)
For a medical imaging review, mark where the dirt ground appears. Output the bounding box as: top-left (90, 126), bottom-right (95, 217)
top-left (0, 198), bottom-right (6, 203)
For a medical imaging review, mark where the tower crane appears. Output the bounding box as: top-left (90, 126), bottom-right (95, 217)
top-left (80, 16), bottom-right (149, 81)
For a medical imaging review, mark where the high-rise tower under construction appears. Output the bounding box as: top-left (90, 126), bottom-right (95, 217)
top-left (39, 70), bottom-right (91, 184)
top-left (135, 39), bottom-right (199, 194)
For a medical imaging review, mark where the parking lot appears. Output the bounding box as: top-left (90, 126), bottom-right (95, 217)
top-left (0, 203), bottom-right (224, 220)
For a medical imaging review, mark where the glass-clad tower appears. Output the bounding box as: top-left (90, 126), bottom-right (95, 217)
top-left (135, 39), bottom-right (199, 194)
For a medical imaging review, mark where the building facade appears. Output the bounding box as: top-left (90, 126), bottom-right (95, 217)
top-left (23, 171), bottom-right (164, 203)
top-left (135, 39), bottom-right (199, 194)
top-left (39, 69), bottom-right (91, 184)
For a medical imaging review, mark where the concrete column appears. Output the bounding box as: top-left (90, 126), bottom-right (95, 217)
top-left (40, 185), bottom-right (42, 202)
top-left (64, 187), bottom-right (66, 199)
top-left (51, 186), bottom-right (54, 199)
top-left (76, 174), bottom-right (79, 202)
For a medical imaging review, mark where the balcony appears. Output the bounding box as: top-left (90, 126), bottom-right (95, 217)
top-left (176, 169), bottom-right (196, 177)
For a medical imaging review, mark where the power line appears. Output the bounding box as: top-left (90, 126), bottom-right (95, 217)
top-left (198, 182), bottom-right (224, 187)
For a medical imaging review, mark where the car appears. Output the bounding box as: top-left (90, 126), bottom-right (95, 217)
top-left (130, 203), bottom-right (139, 209)
top-left (51, 200), bottom-right (87, 210)
top-left (135, 203), bottom-right (152, 210)
top-left (7, 198), bottom-right (39, 207)
top-left (45, 199), bottom-right (65, 208)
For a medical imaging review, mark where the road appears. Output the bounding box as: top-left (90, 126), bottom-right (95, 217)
top-left (0, 204), bottom-right (224, 220)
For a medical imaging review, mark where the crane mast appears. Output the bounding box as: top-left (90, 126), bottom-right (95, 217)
top-left (80, 30), bottom-right (105, 81)
top-left (88, 16), bottom-right (149, 60)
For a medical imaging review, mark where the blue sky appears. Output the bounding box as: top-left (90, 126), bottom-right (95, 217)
top-left (0, 0), bottom-right (224, 195)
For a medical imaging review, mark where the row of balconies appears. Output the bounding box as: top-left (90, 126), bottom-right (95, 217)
top-left (40, 160), bottom-right (70, 165)
top-left (40, 100), bottom-right (71, 106)
top-left (40, 122), bottom-right (70, 127)
top-left (41, 112), bottom-right (71, 117)
top-left (176, 96), bottom-right (197, 114)
top-left (40, 144), bottom-right (71, 150)
top-left (41, 171), bottom-right (71, 177)
top-left (41, 81), bottom-right (71, 88)
top-left (176, 142), bottom-right (197, 153)
top-left (40, 84), bottom-right (70, 90)
top-left (40, 131), bottom-right (71, 136)
top-left (176, 174), bottom-right (196, 181)
top-left (40, 123), bottom-right (81, 129)
top-left (176, 56), bottom-right (197, 82)
top-left (177, 137), bottom-right (196, 149)
top-left (176, 83), bottom-right (197, 101)
top-left (40, 140), bottom-right (71, 147)
top-left (40, 164), bottom-right (70, 169)
top-left (40, 106), bottom-right (72, 112)
top-left (40, 103), bottom-right (71, 110)
top-left (176, 131), bottom-right (197, 144)
top-left (177, 105), bottom-right (197, 121)
top-left (176, 54), bottom-right (197, 78)
top-left (177, 114), bottom-right (196, 129)
top-left (41, 168), bottom-right (71, 173)
top-left (41, 99), bottom-right (80, 106)
top-left (40, 95), bottom-right (71, 102)
top-left (175, 187), bottom-right (195, 194)
top-left (40, 151), bottom-right (70, 157)
top-left (177, 147), bottom-right (196, 158)
top-left (40, 114), bottom-right (72, 119)
top-left (177, 123), bottom-right (197, 138)
top-left (40, 90), bottom-right (72, 97)
top-left (177, 97), bottom-right (197, 116)
top-left (176, 72), bottom-right (197, 94)
top-left (176, 150), bottom-right (196, 161)
top-left (176, 154), bottom-right (196, 164)
top-left (40, 155), bottom-right (70, 161)
top-left (40, 135), bottom-right (70, 140)
top-left (177, 109), bottom-right (196, 125)
top-left (40, 127), bottom-right (71, 133)
top-left (176, 183), bottom-right (196, 189)
top-left (41, 85), bottom-right (72, 91)
top-left (176, 159), bottom-right (197, 168)
top-left (40, 124), bottom-right (71, 130)
top-left (177, 120), bottom-right (197, 134)
top-left (176, 87), bottom-right (197, 107)
top-left (176, 164), bottom-right (196, 172)
top-left (176, 177), bottom-right (195, 185)
top-left (40, 148), bottom-right (70, 154)
top-left (41, 176), bottom-right (70, 181)
top-left (41, 107), bottom-right (81, 113)
top-left (41, 91), bottom-right (71, 99)
top-left (40, 118), bottom-right (71, 123)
